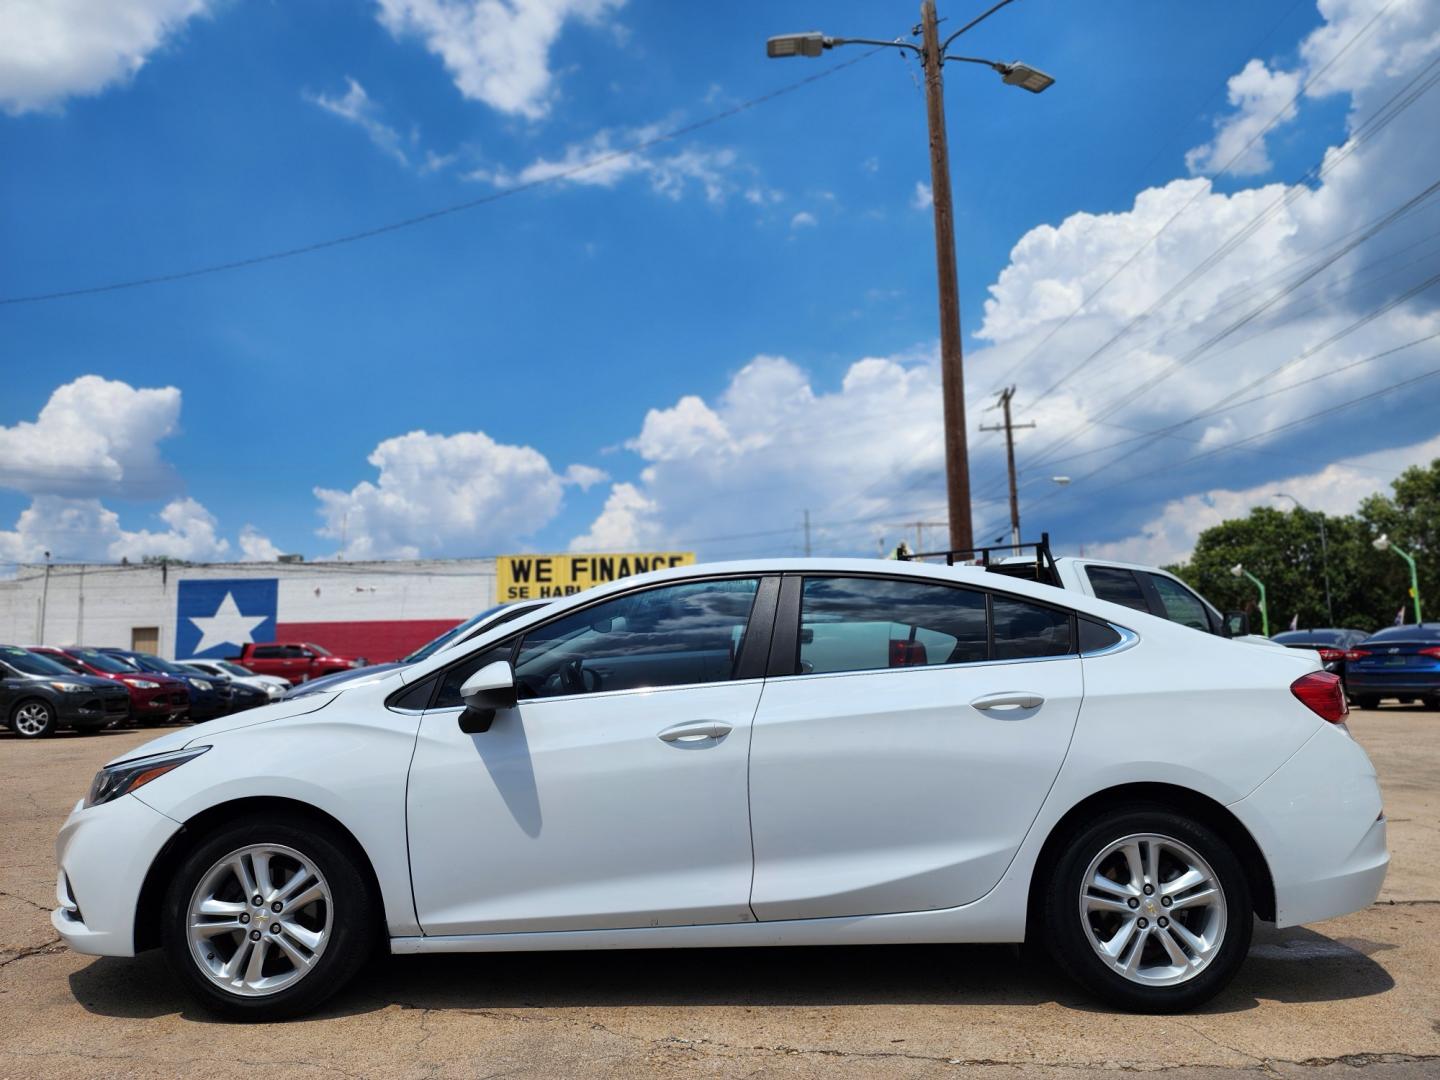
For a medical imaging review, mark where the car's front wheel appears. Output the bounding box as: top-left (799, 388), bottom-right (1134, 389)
top-left (1041, 808), bottom-right (1252, 1012)
top-left (161, 815), bottom-right (376, 1020)
top-left (10, 699), bottom-right (57, 738)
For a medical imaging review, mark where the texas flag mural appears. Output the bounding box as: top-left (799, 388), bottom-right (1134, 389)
top-left (177, 579), bottom-right (279, 659)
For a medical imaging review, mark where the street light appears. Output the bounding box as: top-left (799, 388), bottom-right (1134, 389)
top-left (768, 1), bottom-right (1054, 555)
top-left (1273, 492), bottom-right (1333, 625)
top-left (1372, 533), bottom-right (1423, 625)
top-left (1231, 562), bottom-right (1270, 637)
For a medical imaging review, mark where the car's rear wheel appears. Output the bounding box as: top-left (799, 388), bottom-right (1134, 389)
top-left (161, 815), bottom-right (376, 1020)
top-left (1355, 695), bottom-right (1382, 709)
top-left (10, 699), bottom-right (57, 738)
top-left (1041, 807), bottom-right (1252, 1012)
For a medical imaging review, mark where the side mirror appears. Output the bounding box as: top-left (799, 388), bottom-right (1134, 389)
top-left (457, 660), bottom-right (517, 734)
top-left (1222, 611), bottom-right (1251, 639)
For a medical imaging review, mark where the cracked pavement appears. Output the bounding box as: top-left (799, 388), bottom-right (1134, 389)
top-left (2, 707), bottom-right (1438, 1079)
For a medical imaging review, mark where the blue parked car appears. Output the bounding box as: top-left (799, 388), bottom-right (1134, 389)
top-left (1345, 623), bottom-right (1440, 709)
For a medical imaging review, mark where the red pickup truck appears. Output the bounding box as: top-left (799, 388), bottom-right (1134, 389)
top-left (229, 642), bottom-right (366, 686)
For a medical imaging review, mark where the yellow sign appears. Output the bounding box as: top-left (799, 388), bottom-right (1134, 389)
top-left (497, 552), bottom-right (696, 601)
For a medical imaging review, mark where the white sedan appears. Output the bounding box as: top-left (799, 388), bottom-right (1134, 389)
top-left (179, 660), bottom-right (290, 700)
top-left (51, 559), bottom-right (1387, 1020)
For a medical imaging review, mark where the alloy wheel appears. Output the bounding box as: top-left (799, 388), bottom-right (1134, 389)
top-left (186, 844), bottom-right (333, 997)
top-left (13, 702), bottom-right (53, 737)
top-left (1079, 832), bottom-right (1227, 987)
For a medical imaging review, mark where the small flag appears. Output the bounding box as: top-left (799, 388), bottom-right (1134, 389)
top-left (1395, 605), bottom-right (1406, 626)
top-left (1289, 612), bottom-right (1299, 632)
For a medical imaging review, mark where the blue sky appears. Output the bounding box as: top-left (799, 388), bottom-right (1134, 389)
top-left (2, 0), bottom-right (1438, 567)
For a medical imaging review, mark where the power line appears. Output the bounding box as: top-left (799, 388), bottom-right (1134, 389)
top-left (0, 49), bottom-right (882, 307)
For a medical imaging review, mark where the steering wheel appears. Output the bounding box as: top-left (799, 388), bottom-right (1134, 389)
top-left (561, 659), bottom-right (603, 694)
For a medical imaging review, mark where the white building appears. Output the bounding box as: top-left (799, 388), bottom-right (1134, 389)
top-left (0, 558), bottom-right (498, 664)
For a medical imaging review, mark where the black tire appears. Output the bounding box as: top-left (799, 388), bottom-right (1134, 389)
top-left (10, 699), bottom-right (58, 738)
top-left (161, 814), bottom-right (377, 1020)
top-left (72, 720), bottom-right (108, 735)
top-left (1425, 695), bottom-right (1440, 711)
top-left (1355, 695), bottom-right (1381, 710)
top-left (1040, 806), bottom-right (1253, 1013)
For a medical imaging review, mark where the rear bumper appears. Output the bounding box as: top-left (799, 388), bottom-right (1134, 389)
top-left (52, 794), bottom-right (181, 957)
top-left (1345, 673), bottom-right (1439, 696)
top-left (1230, 725), bottom-right (1388, 927)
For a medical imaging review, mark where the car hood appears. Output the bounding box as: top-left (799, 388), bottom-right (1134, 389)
top-left (15, 672), bottom-right (117, 689)
top-left (104, 694), bottom-right (337, 767)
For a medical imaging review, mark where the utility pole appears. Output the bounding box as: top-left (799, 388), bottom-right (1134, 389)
top-left (767, 4), bottom-right (1054, 558)
top-left (803, 509), bottom-right (812, 557)
top-left (38, 550), bottom-right (52, 645)
top-left (890, 520), bottom-right (949, 555)
top-left (979, 386), bottom-right (1036, 554)
top-left (919, 0), bottom-right (973, 554)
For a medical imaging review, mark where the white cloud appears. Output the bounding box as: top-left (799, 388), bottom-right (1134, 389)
top-left (0, 375), bottom-right (181, 498)
top-left (790, 211), bottom-right (818, 230)
top-left (0, 0), bottom-right (211, 115)
top-left (563, 463), bottom-right (608, 490)
top-left (472, 121), bottom-right (742, 204)
top-left (910, 181), bottom-right (933, 210)
top-left (375, 0), bottom-right (625, 120)
top-left (569, 481), bottom-right (659, 551)
top-left (305, 77), bottom-right (412, 166)
top-left (1084, 431), bottom-right (1440, 567)
top-left (1186, 59), bottom-right (1302, 177)
top-left (0, 495), bottom-right (280, 565)
top-left (313, 429), bottom-right (581, 558)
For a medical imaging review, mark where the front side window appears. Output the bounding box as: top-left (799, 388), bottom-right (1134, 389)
top-left (514, 578), bottom-right (760, 699)
top-left (1145, 573), bottom-right (1213, 633)
top-left (799, 577), bottom-right (988, 676)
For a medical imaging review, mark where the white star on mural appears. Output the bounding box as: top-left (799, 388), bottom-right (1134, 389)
top-left (189, 591), bottom-right (269, 655)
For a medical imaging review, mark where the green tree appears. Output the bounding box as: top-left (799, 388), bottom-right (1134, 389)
top-left (1359, 457), bottom-right (1440, 622)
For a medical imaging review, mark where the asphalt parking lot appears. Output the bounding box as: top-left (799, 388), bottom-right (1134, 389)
top-left (2, 708), bottom-right (1438, 1079)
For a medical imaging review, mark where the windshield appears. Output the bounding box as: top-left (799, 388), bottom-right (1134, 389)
top-left (70, 649), bottom-right (136, 674)
top-left (304, 642), bottom-right (331, 656)
top-left (1, 647), bottom-right (76, 677)
top-left (217, 661), bottom-right (255, 676)
top-left (403, 606), bottom-right (507, 662)
top-left (129, 653), bottom-right (194, 676)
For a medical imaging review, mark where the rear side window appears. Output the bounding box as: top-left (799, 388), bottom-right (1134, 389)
top-left (1085, 566), bottom-right (1150, 612)
top-left (253, 646), bottom-right (283, 659)
top-left (992, 596), bottom-right (1072, 659)
top-left (799, 577), bottom-right (988, 675)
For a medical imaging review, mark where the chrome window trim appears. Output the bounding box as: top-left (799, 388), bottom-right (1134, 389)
top-left (1080, 623), bottom-right (1139, 658)
top-left (769, 652), bottom-right (1081, 682)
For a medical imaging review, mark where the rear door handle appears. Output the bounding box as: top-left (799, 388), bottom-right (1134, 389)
top-left (658, 720), bottom-right (733, 743)
top-left (971, 692), bottom-right (1045, 711)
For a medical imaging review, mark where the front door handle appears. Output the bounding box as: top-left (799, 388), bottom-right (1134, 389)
top-left (971, 692), bottom-right (1045, 711)
top-left (658, 720), bottom-right (732, 743)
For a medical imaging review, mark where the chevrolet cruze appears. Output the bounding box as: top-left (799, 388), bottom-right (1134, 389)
top-left (51, 559), bottom-right (1388, 1019)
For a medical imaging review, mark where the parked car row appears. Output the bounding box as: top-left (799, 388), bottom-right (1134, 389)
top-left (1271, 623), bottom-right (1440, 708)
top-left (2, 644), bottom-right (290, 739)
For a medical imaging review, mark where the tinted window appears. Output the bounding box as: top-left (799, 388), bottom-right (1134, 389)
top-left (69, 649), bottom-right (133, 673)
top-left (1145, 574), bottom-right (1212, 632)
top-left (799, 577), bottom-right (987, 675)
top-left (992, 596), bottom-right (1072, 659)
top-left (284, 645), bottom-right (311, 658)
top-left (1085, 566), bottom-right (1150, 612)
top-left (1273, 630), bottom-right (1344, 645)
top-left (1362, 625), bottom-right (1440, 643)
top-left (48, 653), bottom-right (87, 674)
top-left (0, 647), bottom-right (74, 676)
top-left (515, 579), bottom-right (760, 699)
top-left (1078, 618), bottom-right (1122, 655)
top-left (253, 646), bottom-right (283, 659)
top-left (392, 674), bottom-right (439, 711)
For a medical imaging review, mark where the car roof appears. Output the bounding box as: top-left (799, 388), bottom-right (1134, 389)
top-left (1363, 623), bottom-right (1440, 641)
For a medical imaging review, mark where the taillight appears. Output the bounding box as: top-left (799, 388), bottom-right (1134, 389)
top-left (1345, 648), bottom-right (1371, 661)
top-left (1419, 646), bottom-right (1440, 659)
top-left (1291, 671), bottom-right (1349, 724)
top-left (1315, 647), bottom-right (1345, 663)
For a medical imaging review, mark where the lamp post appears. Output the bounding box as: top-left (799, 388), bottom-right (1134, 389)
top-left (768, 1), bottom-right (1053, 554)
top-left (1231, 563), bottom-right (1269, 637)
top-left (1373, 533), bottom-right (1422, 625)
top-left (1273, 492), bottom-right (1333, 625)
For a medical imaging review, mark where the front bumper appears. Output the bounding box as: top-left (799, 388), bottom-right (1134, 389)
top-left (51, 794), bottom-right (181, 957)
top-left (56, 692), bottom-right (131, 728)
top-left (1230, 725), bottom-right (1388, 928)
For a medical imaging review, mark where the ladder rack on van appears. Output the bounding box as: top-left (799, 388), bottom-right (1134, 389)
top-left (898, 531), bottom-right (1061, 586)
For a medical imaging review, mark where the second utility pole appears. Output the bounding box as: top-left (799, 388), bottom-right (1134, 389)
top-left (979, 386), bottom-right (1035, 555)
top-left (920, 0), bottom-right (974, 554)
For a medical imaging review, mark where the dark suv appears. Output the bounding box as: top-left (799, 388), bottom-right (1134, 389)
top-left (0, 646), bottom-right (131, 738)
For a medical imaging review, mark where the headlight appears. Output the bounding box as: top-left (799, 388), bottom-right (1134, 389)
top-left (84, 746), bottom-right (209, 808)
top-left (49, 681), bottom-right (88, 693)
top-left (128, 679), bottom-right (160, 690)
top-left (186, 677), bottom-right (211, 691)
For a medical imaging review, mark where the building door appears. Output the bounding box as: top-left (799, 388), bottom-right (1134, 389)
top-left (131, 627), bottom-right (160, 653)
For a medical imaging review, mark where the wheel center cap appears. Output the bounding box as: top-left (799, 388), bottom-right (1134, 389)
top-left (1143, 897), bottom-right (1158, 916)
